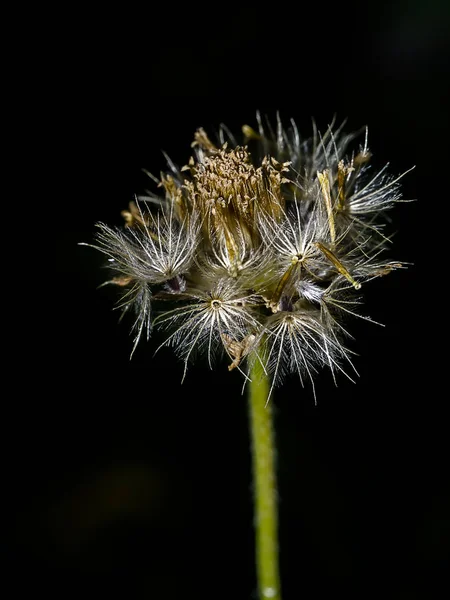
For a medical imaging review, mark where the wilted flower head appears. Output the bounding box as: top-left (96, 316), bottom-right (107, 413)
top-left (86, 114), bottom-right (412, 401)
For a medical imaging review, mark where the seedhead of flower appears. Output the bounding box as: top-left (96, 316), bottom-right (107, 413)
top-left (84, 114), bottom-right (412, 402)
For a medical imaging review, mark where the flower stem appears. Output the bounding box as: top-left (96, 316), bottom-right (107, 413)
top-left (248, 357), bottom-right (281, 600)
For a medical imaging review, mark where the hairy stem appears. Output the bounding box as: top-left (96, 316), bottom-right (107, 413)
top-left (248, 357), bottom-right (281, 600)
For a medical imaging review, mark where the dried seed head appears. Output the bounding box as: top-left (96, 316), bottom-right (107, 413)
top-left (83, 114), bottom-right (412, 401)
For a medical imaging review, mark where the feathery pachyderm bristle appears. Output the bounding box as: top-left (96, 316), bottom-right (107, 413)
top-left (86, 115), bottom-right (412, 402)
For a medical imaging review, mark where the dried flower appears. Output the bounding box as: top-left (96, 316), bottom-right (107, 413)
top-left (85, 114), bottom-right (412, 401)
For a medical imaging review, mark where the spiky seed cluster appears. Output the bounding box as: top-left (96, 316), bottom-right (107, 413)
top-left (87, 115), bottom-right (411, 400)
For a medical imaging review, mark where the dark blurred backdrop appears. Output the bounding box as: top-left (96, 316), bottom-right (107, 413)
top-left (9, 1), bottom-right (450, 598)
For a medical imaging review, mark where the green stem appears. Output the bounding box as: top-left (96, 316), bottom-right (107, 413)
top-left (248, 357), bottom-right (281, 600)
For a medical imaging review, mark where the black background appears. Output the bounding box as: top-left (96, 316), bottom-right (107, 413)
top-left (9, 1), bottom-right (450, 599)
